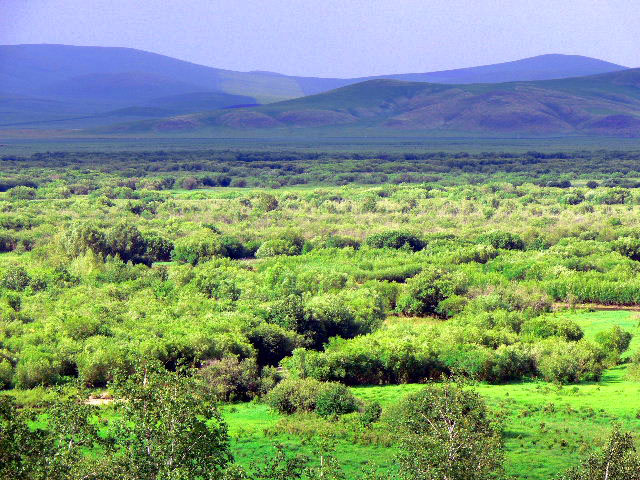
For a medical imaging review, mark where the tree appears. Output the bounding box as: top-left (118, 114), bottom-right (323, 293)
top-left (0, 396), bottom-right (48, 480)
top-left (392, 382), bottom-right (504, 480)
top-left (105, 364), bottom-right (233, 480)
top-left (556, 428), bottom-right (640, 480)
top-left (0, 395), bottom-right (97, 480)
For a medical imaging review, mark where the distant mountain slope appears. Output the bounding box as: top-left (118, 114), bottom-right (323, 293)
top-left (108, 69), bottom-right (640, 137)
top-left (0, 44), bottom-right (629, 129)
top-left (361, 54), bottom-right (628, 84)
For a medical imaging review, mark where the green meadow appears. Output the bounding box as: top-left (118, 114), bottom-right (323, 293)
top-left (223, 310), bottom-right (640, 480)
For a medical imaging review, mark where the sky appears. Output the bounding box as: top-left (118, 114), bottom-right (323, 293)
top-left (1, 0), bottom-right (638, 78)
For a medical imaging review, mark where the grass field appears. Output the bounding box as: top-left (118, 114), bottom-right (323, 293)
top-left (223, 310), bottom-right (640, 479)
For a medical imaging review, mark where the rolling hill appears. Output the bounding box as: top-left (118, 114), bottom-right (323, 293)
top-left (103, 69), bottom-right (640, 137)
top-left (0, 44), bottom-right (629, 129)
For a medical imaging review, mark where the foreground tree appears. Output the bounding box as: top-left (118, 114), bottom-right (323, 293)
top-left (1, 364), bottom-right (234, 480)
top-left (103, 364), bottom-right (233, 480)
top-left (392, 382), bottom-right (504, 480)
top-left (556, 428), bottom-right (640, 480)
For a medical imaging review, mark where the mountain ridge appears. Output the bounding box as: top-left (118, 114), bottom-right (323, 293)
top-left (106, 69), bottom-right (640, 137)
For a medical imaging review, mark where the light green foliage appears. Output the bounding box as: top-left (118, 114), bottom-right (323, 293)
top-left (391, 382), bottom-right (504, 480)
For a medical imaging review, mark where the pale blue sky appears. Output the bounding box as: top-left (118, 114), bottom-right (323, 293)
top-left (1, 0), bottom-right (638, 77)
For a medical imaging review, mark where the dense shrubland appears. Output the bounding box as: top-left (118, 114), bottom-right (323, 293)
top-left (2, 166), bottom-right (640, 392)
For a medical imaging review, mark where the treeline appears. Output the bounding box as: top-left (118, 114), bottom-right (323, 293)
top-left (3, 149), bottom-right (640, 189)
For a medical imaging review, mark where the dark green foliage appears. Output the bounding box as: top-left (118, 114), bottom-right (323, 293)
top-left (397, 267), bottom-right (463, 316)
top-left (65, 222), bottom-right (108, 257)
top-left (264, 294), bottom-right (306, 332)
top-left (1, 265), bottom-right (31, 291)
top-left (220, 234), bottom-right (251, 259)
top-left (612, 237), bottom-right (640, 261)
top-left (361, 401), bottom-right (383, 426)
top-left (392, 383), bottom-right (504, 480)
top-left (247, 323), bottom-right (299, 367)
top-left (106, 222), bottom-right (147, 263)
top-left (314, 382), bottom-right (360, 417)
top-left (142, 233), bottom-right (173, 262)
top-left (594, 326), bottom-right (633, 356)
top-left (365, 231), bottom-right (425, 251)
top-left (0, 232), bottom-right (17, 252)
top-left (199, 357), bottom-right (260, 402)
top-left (480, 231), bottom-right (525, 250)
top-left (265, 377), bottom-right (359, 416)
top-left (321, 235), bottom-right (361, 249)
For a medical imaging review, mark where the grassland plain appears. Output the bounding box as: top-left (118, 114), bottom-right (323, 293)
top-left (223, 310), bottom-right (640, 480)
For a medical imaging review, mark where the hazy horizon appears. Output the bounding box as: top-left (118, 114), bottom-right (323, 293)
top-left (1, 0), bottom-right (638, 78)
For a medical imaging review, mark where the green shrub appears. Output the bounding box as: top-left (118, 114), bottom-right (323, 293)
top-left (397, 267), bottom-right (464, 316)
top-left (591, 187), bottom-right (630, 205)
top-left (247, 323), bottom-right (299, 367)
top-left (106, 222), bottom-right (148, 263)
top-left (521, 317), bottom-right (584, 341)
top-left (315, 382), bottom-right (360, 416)
top-left (254, 193), bottom-right (279, 212)
top-left (0, 232), bottom-right (17, 252)
top-left (479, 231), bottom-right (525, 250)
top-left (321, 235), bottom-right (361, 249)
top-left (534, 339), bottom-right (606, 384)
top-left (612, 237), bottom-right (640, 261)
top-left (65, 222), bottom-right (108, 258)
top-left (14, 347), bottom-right (64, 389)
top-left (143, 233), bottom-right (174, 263)
top-left (365, 231), bottom-right (425, 251)
top-left (0, 359), bottom-right (13, 389)
top-left (76, 337), bottom-right (132, 387)
top-left (488, 344), bottom-right (535, 383)
top-left (256, 239), bottom-right (301, 258)
top-left (265, 377), bottom-right (323, 414)
top-left (594, 326), bottom-right (633, 356)
top-left (199, 357), bottom-right (260, 402)
top-left (192, 261), bottom-right (243, 301)
top-left (265, 377), bottom-right (359, 416)
top-left (256, 232), bottom-right (305, 258)
top-left (7, 186), bottom-right (36, 200)
top-left (562, 191), bottom-right (585, 205)
top-left (361, 401), bottom-right (382, 426)
top-left (1, 265), bottom-right (31, 291)
top-left (171, 231), bottom-right (228, 265)
top-left (451, 244), bottom-right (498, 264)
